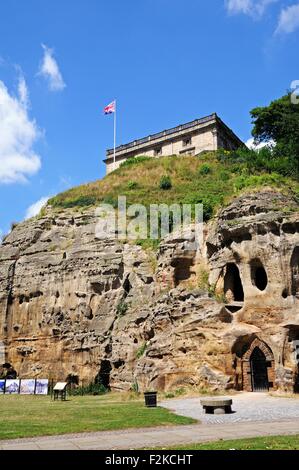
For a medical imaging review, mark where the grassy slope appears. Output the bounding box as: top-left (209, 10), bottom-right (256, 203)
top-left (154, 434), bottom-right (299, 450)
top-left (0, 395), bottom-right (195, 440)
top-left (48, 153), bottom-right (299, 216)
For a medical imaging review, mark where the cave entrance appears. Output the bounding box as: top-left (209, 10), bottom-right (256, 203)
top-left (250, 259), bottom-right (268, 291)
top-left (96, 360), bottom-right (112, 390)
top-left (224, 263), bottom-right (244, 303)
top-left (250, 347), bottom-right (269, 392)
top-left (291, 247), bottom-right (299, 298)
top-left (172, 256), bottom-right (195, 287)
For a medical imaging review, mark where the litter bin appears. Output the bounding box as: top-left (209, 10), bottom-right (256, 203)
top-left (144, 391), bottom-right (157, 407)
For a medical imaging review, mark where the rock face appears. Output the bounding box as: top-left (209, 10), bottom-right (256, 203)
top-left (0, 190), bottom-right (298, 392)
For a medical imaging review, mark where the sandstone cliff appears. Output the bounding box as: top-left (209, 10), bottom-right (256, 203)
top-left (0, 190), bottom-right (298, 392)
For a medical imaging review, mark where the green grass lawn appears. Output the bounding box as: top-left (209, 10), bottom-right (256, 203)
top-left (0, 394), bottom-right (196, 440)
top-left (155, 435), bottom-right (299, 450)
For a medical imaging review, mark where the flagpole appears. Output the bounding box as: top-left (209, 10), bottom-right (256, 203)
top-left (114, 100), bottom-right (117, 169)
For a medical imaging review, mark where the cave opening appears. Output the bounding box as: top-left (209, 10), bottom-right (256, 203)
top-left (96, 360), bottom-right (112, 390)
top-left (250, 259), bottom-right (268, 291)
top-left (224, 263), bottom-right (244, 302)
top-left (172, 257), bottom-right (194, 287)
top-left (123, 276), bottom-right (132, 297)
top-left (291, 247), bottom-right (299, 297)
top-left (66, 374), bottom-right (79, 391)
top-left (1, 363), bottom-right (17, 379)
top-left (282, 289), bottom-right (289, 299)
top-left (225, 305), bottom-right (243, 313)
top-left (113, 360), bottom-right (125, 369)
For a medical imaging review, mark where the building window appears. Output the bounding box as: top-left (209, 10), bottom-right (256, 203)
top-left (183, 137), bottom-right (192, 147)
top-left (154, 147), bottom-right (162, 156)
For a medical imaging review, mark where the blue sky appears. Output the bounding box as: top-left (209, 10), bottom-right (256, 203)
top-left (0, 0), bottom-right (299, 237)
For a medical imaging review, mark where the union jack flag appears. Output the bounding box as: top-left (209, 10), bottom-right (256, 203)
top-left (104, 101), bottom-right (116, 114)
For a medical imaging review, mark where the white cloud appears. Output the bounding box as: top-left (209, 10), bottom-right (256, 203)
top-left (246, 138), bottom-right (256, 148)
top-left (25, 196), bottom-right (49, 220)
top-left (226, 0), bottom-right (252, 14)
top-left (0, 77), bottom-right (41, 184)
top-left (18, 75), bottom-right (29, 108)
top-left (38, 44), bottom-right (66, 92)
top-left (275, 3), bottom-right (299, 34)
top-left (246, 137), bottom-right (276, 149)
top-left (225, 0), bottom-right (278, 18)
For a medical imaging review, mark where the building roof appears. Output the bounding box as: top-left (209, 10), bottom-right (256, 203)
top-left (105, 113), bottom-right (243, 162)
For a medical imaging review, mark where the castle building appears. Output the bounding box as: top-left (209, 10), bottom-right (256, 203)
top-left (105, 113), bottom-right (243, 174)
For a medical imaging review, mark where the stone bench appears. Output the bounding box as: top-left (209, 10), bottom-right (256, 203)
top-left (200, 398), bottom-right (233, 415)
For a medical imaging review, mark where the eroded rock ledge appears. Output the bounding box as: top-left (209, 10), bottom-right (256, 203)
top-left (0, 190), bottom-right (298, 392)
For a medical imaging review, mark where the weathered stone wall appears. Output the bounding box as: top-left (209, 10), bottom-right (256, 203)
top-left (0, 190), bottom-right (298, 392)
top-left (206, 191), bottom-right (299, 392)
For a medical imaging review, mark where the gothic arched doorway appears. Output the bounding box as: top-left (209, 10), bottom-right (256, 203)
top-left (232, 337), bottom-right (275, 391)
top-left (250, 347), bottom-right (269, 392)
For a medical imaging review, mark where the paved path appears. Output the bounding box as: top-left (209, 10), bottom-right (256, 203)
top-left (1, 393), bottom-right (299, 450)
top-left (0, 419), bottom-right (299, 450)
top-left (160, 392), bottom-right (299, 424)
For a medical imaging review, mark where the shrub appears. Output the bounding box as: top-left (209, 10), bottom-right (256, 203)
top-left (127, 181), bottom-right (138, 190)
top-left (159, 175), bottom-right (172, 190)
top-left (68, 383), bottom-right (108, 396)
top-left (50, 195), bottom-right (97, 209)
top-left (131, 381), bottom-right (139, 393)
top-left (234, 173), bottom-right (284, 191)
top-left (217, 146), bottom-right (299, 180)
top-left (201, 200), bottom-right (214, 222)
top-left (102, 195), bottom-right (118, 208)
top-left (219, 170), bottom-right (230, 182)
top-left (136, 342), bottom-right (147, 359)
top-left (183, 195), bottom-right (217, 222)
top-left (116, 301), bottom-right (128, 316)
top-left (199, 164), bottom-right (212, 176)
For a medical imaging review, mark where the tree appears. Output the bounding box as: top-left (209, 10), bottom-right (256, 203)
top-left (250, 93), bottom-right (299, 172)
